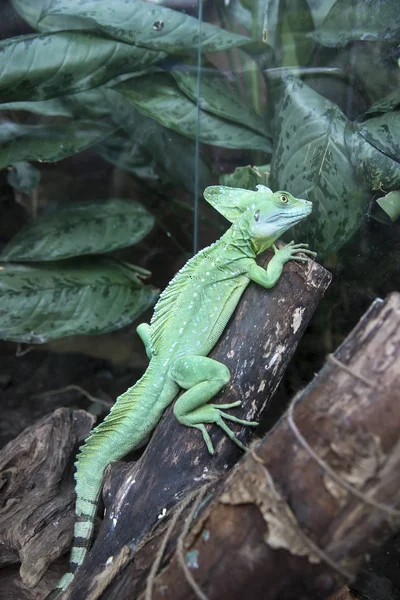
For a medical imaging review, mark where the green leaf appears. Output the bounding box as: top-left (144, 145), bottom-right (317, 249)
top-left (38, 0), bottom-right (266, 55)
top-left (0, 258), bottom-right (158, 343)
top-left (0, 31), bottom-right (165, 103)
top-left (115, 73), bottom-right (271, 151)
top-left (365, 89), bottom-right (400, 116)
top-left (280, 0), bottom-right (315, 66)
top-left (255, 0), bottom-right (314, 65)
top-left (377, 191), bottom-right (400, 222)
top-left (10, 0), bottom-right (49, 29)
top-left (59, 85), bottom-right (211, 191)
top-left (0, 98), bottom-right (72, 117)
top-left (345, 111), bottom-right (400, 190)
top-left (357, 112), bottom-right (400, 160)
top-left (224, 0), bottom-right (253, 31)
top-left (64, 87), bottom-right (124, 120)
top-left (312, 0), bottom-right (400, 47)
top-left (97, 132), bottom-right (159, 181)
top-left (1, 199), bottom-right (154, 262)
top-left (6, 162), bottom-right (41, 195)
top-left (0, 119), bottom-right (116, 170)
top-left (219, 164), bottom-right (270, 189)
top-left (270, 75), bottom-right (369, 256)
top-left (305, 0), bottom-right (336, 28)
top-left (169, 61), bottom-right (269, 136)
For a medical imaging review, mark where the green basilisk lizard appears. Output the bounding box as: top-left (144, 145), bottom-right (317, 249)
top-left (48, 185), bottom-right (315, 597)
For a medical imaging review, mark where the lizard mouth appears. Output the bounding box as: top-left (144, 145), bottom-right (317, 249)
top-left (274, 205), bottom-right (312, 229)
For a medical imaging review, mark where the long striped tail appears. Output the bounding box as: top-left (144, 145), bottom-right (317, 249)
top-left (47, 360), bottom-right (170, 598)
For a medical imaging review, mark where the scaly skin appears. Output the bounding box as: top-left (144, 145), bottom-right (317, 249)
top-left (48, 185), bottom-right (315, 597)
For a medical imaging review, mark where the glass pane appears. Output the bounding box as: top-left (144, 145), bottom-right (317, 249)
top-left (0, 1), bottom-right (399, 599)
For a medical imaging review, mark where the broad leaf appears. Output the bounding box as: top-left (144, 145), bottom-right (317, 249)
top-left (6, 162), bottom-right (41, 195)
top-left (0, 98), bottom-right (72, 117)
top-left (0, 119), bottom-right (116, 170)
top-left (345, 112), bottom-right (400, 190)
top-left (377, 191), bottom-right (400, 222)
top-left (312, 0), bottom-right (400, 47)
top-left (97, 132), bottom-right (159, 181)
top-left (38, 0), bottom-right (266, 55)
top-left (270, 75), bottom-right (369, 256)
top-left (10, 0), bottom-right (48, 29)
top-left (280, 0), bottom-right (315, 66)
top-left (115, 73), bottom-right (271, 151)
top-left (1, 199), bottom-right (154, 262)
top-left (303, 0), bottom-right (336, 28)
top-left (0, 31), bottom-right (164, 103)
top-left (365, 89), bottom-right (400, 116)
top-left (220, 164), bottom-right (270, 189)
top-left (68, 86), bottom-right (212, 191)
top-left (169, 61), bottom-right (269, 136)
top-left (255, 0), bottom-right (314, 65)
top-left (0, 258), bottom-right (158, 343)
top-left (357, 112), bottom-right (400, 160)
top-left (225, 0), bottom-right (252, 31)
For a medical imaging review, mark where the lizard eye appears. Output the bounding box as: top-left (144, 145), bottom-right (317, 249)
top-left (279, 194), bottom-right (289, 204)
top-left (254, 210), bottom-right (260, 222)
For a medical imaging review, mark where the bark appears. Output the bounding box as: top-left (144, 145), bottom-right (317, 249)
top-left (61, 249), bottom-right (331, 599)
top-left (101, 293), bottom-right (400, 600)
top-left (0, 408), bottom-right (95, 595)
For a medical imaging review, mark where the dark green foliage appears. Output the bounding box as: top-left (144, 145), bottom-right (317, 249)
top-left (0, 259), bottom-right (158, 343)
top-left (0, 0), bottom-right (399, 344)
top-left (269, 75), bottom-right (369, 255)
top-left (1, 199), bottom-right (155, 262)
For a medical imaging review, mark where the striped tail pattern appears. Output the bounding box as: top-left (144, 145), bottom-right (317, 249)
top-left (47, 360), bottom-right (169, 598)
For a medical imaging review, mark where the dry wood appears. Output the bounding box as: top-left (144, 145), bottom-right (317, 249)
top-left (0, 408), bottom-right (95, 594)
top-left (103, 293), bottom-right (400, 600)
top-left (59, 248), bottom-right (331, 599)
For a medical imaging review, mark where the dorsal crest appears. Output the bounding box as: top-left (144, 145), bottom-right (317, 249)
top-left (149, 251), bottom-right (203, 351)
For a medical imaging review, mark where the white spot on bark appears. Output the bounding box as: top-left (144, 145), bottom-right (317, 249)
top-left (157, 507), bottom-right (167, 520)
top-left (292, 307), bottom-right (305, 334)
top-left (257, 380), bottom-right (266, 392)
top-left (265, 343), bottom-right (286, 375)
top-left (245, 384), bottom-right (255, 398)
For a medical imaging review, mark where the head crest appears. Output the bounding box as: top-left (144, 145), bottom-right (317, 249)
top-left (203, 185), bottom-right (273, 223)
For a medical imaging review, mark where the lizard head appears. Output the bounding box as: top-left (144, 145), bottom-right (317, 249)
top-left (204, 184), bottom-right (312, 253)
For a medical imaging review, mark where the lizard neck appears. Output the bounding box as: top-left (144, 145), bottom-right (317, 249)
top-left (230, 217), bottom-right (280, 256)
top-left (220, 224), bottom-right (257, 259)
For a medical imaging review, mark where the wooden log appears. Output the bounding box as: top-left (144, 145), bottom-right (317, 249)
top-left (61, 248), bottom-right (331, 599)
top-left (0, 408), bottom-right (95, 593)
top-left (106, 293), bottom-right (400, 600)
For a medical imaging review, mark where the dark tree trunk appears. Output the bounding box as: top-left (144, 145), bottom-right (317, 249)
top-left (61, 249), bottom-right (331, 599)
top-left (96, 293), bottom-right (400, 600)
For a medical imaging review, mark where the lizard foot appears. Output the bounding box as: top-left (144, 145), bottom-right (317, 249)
top-left (190, 403), bottom-right (258, 454)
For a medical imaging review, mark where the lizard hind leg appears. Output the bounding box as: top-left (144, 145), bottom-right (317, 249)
top-left (170, 355), bottom-right (257, 454)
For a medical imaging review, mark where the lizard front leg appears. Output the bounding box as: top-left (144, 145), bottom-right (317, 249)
top-left (136, 323), bottom-right (152, 360)
top-left (248, 241), bottom-right (317, 289)
top-left (170, 355), bottom-right (257, 454)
